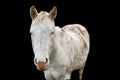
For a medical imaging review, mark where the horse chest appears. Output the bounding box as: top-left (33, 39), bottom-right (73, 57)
top-left (44, 64), bottom-right (67, 79)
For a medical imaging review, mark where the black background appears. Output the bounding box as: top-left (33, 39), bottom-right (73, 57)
top-left (1, 0), bottom-right (118, 80)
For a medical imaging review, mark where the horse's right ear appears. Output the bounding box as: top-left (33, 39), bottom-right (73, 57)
top-left (30, 6), bottom-right (38, 20)
top-left (49, 6), bottom-right (57, 20)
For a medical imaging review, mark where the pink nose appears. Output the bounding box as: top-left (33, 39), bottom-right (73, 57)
top-left (34, 58), bottom-right (48, 71)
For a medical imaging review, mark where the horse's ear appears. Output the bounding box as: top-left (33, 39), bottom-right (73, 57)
top-left (30, 6), bottom-right (38, 20)
top-left (49, 6), bottom-right (57, 20)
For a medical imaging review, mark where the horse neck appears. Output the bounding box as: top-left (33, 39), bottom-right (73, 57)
top-left (48, 26), bottom-right (62, 61)
top-left (49, 27), bottom-right (68, 62)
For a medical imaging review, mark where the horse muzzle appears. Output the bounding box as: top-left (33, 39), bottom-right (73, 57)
top-left (34, 58), bottom-right (48, 71)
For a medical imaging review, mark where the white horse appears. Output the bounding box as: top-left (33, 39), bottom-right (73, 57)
top-left (29, 6), bottom-right (90, 80)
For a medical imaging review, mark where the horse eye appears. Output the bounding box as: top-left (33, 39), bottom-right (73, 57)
top-left (51, 32), bottom-right (54, 35)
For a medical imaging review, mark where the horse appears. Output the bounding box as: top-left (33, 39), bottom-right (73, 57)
top-left (29, 6), bottom-right (90, 80)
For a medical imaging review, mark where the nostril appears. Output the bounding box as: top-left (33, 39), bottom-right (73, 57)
top-left (34, 58), bottom-right (37, 64)
top-left (34, 58), bottom-right (48, 64)
top-left (46, 58), bottom-right (48, 63)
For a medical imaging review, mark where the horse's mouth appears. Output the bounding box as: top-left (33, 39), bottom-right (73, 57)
top-left (36, 62), bottom-right (47, 71)
top-left (34, 58), bottom-right (48, 71)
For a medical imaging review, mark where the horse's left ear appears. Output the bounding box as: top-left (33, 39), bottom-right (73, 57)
top-left (30, 6), bottom-right (38, 20)
top-left (49, 6), bottom-right (57, 20)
